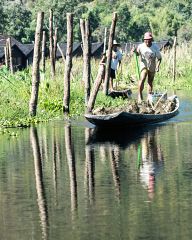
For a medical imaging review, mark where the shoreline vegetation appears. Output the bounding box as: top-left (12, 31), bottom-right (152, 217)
top-left (0, 43), bottom-right (192, 129)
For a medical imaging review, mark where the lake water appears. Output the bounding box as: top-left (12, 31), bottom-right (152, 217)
top-left (0, 91), bottom-right (192, 240)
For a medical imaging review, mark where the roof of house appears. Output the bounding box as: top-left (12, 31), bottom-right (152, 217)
top-left (0, 35), bottom-right (34, 58)
top-left (22, 43), bottom-right (34, 56)
top-left (91, 42), bottom-right (104, 55)
top-left (56, 42), bottom-right (82, 57)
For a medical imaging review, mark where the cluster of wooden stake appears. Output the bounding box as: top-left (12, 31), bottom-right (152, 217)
top-left (28, 10), bottom-right (118, 117)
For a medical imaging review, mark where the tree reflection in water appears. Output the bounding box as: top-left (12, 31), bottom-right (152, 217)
top-left (64, 124), bottom-right (78, 219)
top-left (85, 128), bottom-right (95, 204)
top-left (109, 144), bottom-right (121, 200)
top-left (30, 126), bottom-right (48, 240)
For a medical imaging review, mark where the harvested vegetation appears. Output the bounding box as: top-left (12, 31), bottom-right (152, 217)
top-left (93, 98), bottom-right (177, 115)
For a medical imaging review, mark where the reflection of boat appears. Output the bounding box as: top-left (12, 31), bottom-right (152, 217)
top-left (87, 124), bottom-right (162, 149)
top-left (85, 96), bottom-right (179, 128)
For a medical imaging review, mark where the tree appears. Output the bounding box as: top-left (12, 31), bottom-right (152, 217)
top-left (4, 3), bottom-right (32, 42)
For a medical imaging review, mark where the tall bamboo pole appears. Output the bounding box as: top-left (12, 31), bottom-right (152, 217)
top-left (103, 27), bottom-right (107, 53)
top-left (63, 13), bottom-right (73, 114)
top-left (4, 46), bottom-right (8, 68)
top-left (7, 37), bottom-right (14, 74)
top-left (29, 12), bottom-right (44, 117)
top-left (53, 27), bottom-right (58, 63)
top-left (57, 43), bottom-right (65, 62)
top-left (80, 19), bottom-right (91, 106)
top-left (86, 63), bottom-right (105, 113)
top-left (173, 36), bottom-right (177, 83)
top-left (103, 12), bottom-right (117, 95)
top-left (41, 30), bottom-right (46, 74)
top-left (49, 9), bottom-right (55, 77)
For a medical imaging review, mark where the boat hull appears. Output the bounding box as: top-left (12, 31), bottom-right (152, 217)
top-left (85, 96), bottom-right (179, 127)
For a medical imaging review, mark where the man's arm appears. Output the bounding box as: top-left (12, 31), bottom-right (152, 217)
top-left (156, 58), bottom-right (161, 72)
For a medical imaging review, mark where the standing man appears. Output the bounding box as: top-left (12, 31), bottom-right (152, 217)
top-left (109, 40), bottom-right (122, 91)
top-left (134, 32), bottom-right (162, 102)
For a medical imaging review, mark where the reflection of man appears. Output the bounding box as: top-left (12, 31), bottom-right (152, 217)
top-left (139, 131), bottom-right (164, 199)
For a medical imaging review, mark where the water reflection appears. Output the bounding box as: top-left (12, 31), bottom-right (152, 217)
top-left (85, 128), bottom-right (95, 204)
top-left (2, 92), bottom-right (192, 239)
top-left (64, 124), bottom-right (78, 217)
top-left (52, 130), bottom-right (58, 201)
top-left (30, 126), bottom-right (48, 240)
top-left (137, 130), bottom-right (164, 200)
top-left (87, 125), bottom-right (153, 148)
top-left (87, 125), bottom-right (165, 201)
top-left (109, 144), bottom-right (121, 199)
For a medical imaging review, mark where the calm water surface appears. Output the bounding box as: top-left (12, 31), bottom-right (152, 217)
top-left (0, 91), bottom-right (192, 240)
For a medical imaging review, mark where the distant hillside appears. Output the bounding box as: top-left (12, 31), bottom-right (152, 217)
top-left (1, 0), bottom-right (192, 43)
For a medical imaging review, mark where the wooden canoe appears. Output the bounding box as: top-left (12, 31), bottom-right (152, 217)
top-left (85, 95), bottom-right (179, 127)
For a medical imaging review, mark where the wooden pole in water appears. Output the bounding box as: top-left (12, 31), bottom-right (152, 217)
top-left (103, 12), bottom-right (117, 95)
top-left (49, 9), bottom-right (55, 77)
top-left (29, 12), bottom-right (44, 117)
top-left (173, 36), bottom-right (177, 83)
top-left (41, 30), bottom-right (46, 74)
top-left (80, 18), bottom-right (91, 106)
top-left (63, 13), bottom-right (73, 114)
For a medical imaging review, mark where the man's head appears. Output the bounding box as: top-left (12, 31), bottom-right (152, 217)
top-left (144, 32), bottom-right (153, 47)
top-left (112, 40), bottom-right (120, 50)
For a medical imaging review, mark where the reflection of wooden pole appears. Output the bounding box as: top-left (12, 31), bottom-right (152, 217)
top-left (29, 12), bottom-right (44, 117)
top-left (63, 13), bottom-right (73, 114)
top-left (52, 132), bottom-right (58, 197)
top-left (103, 12), bottom-right (117, 95)
top-left (173, 36), bottom-right (177, 83)
top-left (85, 128), bottom-right (95, 204)
top-left (99, 145), bottom-right (107, 163)
top-left (30, 127), bottom-right (48, 240)
top-left (64, 125), bottom-right (78, 215)
top-left (109, 145), bottom-right (120, 199)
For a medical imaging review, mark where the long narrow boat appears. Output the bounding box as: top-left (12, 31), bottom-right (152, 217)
top-left (85, 95), bottom-right (179, 127)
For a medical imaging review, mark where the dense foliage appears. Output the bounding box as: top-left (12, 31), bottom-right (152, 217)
top-left (1, 0), bottom-right (192, 43)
